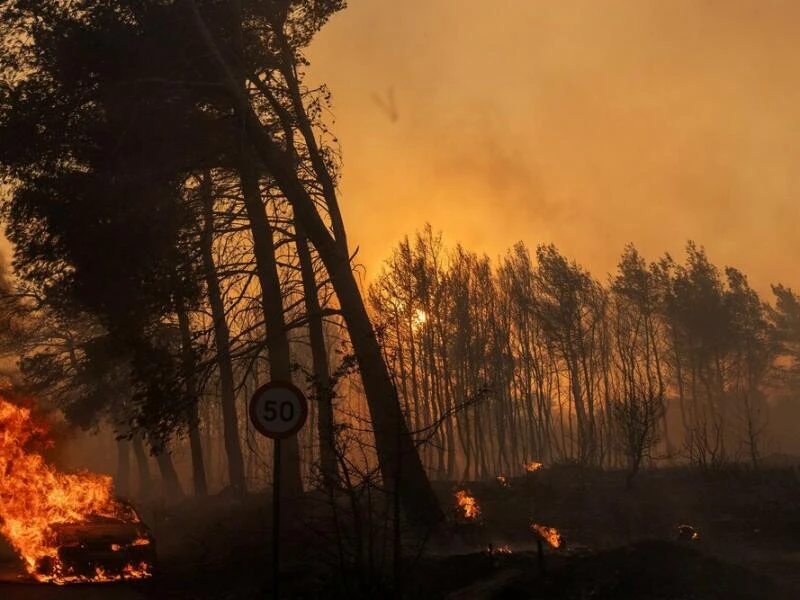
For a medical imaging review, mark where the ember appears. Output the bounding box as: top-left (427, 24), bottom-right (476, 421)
top-left (487, 543), bottom-right (513, 555)
top-left (531, 523), bottom-right (562, 548)
top-left (677, 524), bottom-right (700, 541)
top-left (454, 489), bottom-right (481, 520)
top-left (0, 397), bottom-right (154, 584)
top-left (524, 461), bottom-right (543, 473)
top-left (496, 475), bottom-right (510, 487)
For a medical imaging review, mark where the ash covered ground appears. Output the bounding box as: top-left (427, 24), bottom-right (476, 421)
top-left (2, 465), bottom-right (800, 599)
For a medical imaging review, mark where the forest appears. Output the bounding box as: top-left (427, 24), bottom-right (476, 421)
top-left (369, 229), bottom-right (800, 482)
top-left (0, 2), bottom-right (799, 599)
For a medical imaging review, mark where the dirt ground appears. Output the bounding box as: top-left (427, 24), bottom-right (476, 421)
top-left (1, 465), bottom-right (799, 599)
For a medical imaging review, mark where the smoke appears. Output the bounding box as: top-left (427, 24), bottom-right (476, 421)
top-left (308, 0), bottom-right (800, 296)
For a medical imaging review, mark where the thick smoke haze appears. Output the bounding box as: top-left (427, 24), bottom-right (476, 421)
top-left (308, 0), bottom-right (800, 293)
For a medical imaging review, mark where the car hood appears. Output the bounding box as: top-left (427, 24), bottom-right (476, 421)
top-left (50, 520), bottom-right (153, 545)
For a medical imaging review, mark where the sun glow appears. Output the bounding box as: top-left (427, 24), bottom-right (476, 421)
top-left (412, 308), bottom-right (427, 329)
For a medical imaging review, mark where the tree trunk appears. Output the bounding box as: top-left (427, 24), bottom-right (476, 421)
top-left (177, 297), bottom-right (208, 497)
top-left (186, 403), bottom-right (208, 496)
top-left (309, 242), bottom-right (444, 526)
top-left (295, 224), bottom-right (339, 489)
top-left (132, 434), bottom-right (152, 500)
top-left (238, 158), bottom-right (303, 501)
top-left (184, 0), bottom-right (442, 528)
top-left (116, 438), bottom-right (131, 498)
top-left (200, 172), bottom-right (247, 492)
top-left (155, 448), bottom-right (184, 502)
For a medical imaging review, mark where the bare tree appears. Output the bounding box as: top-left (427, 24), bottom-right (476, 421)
top-left (182, 1), bottom-right (443, 525)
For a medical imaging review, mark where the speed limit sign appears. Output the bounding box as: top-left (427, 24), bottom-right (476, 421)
top-left (249, 380), bottom-right (308, 439)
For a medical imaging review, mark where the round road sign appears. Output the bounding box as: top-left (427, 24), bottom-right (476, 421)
top-left (249, 381), bottom-right (308, 439)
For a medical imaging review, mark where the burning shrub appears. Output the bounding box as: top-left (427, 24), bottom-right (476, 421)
top-left (454, 489), bottom-right (481, 521)
top-left (531, 523), bottom-right (562, 548)
top-left (487, 543), bottom-right (512, 555)
top-left (524, 461), bottom-right (543, 473)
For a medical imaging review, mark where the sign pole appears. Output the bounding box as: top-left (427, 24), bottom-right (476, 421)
top-left (248, 381), bottom-right (307, 600)
top-left (273, 438), bottom-right (281, 599)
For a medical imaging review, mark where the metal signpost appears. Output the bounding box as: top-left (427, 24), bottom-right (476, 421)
top-left (249, 381), bottom-right (308, 599)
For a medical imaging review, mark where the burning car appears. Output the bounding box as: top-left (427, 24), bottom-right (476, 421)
top-left (0, 398), bottom-right (155, 584)
top-left (34, 499), bottom-right (155, 583)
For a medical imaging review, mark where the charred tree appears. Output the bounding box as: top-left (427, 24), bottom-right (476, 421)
top-left (131, 434), bottom-right (152, 500)
top-left (116, 438), bottom-right (131, 498)
top-left (184, 0), bottom-right (443, 528)
top-left (238, 159), bottom-right (303, 500)
top-left (154, 447), bottom-right (184, 502)
top-left (199, 172), bottom-right (246, 492)
top-left (176, 297), bottom-right (208, 497)
top-left (295, 225), bottom-right (339, 489)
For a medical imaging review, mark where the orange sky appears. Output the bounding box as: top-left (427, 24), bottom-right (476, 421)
top-left (307, 0), bottom-right (800, 297)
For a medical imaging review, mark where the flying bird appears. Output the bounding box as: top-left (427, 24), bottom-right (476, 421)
top-left (371, 87), bottom-right (399, 122)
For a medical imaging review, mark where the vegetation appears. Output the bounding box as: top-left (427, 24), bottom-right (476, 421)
top-left (0, 0), bottom-right (797, 510)
top-left (369, 228), bottom-right (798, 482)
top-left (0, 2), bottom-right (799, 598)
top-left (0, 0), bottom-right (441, 527)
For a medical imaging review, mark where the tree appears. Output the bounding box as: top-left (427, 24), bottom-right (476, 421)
top-left (183, 0), bottom-right (443, 526)
top-left (0, 1), bottom-right (211, 494)
top-left (610, 245), bottom-right (667, 484)
top-left (531, 244), bottom-right (605, 465)
top-left (196, 171), bottom-right (246, 491)
top-left (669, 243), bottom-right (729, 466)
top-left (769, 284), bottom-right (800, 383)
top-left (295, 223), bottom-right (340, 489)
top-left (2, 0), bottom-right (442, 526)
top-left (722, 268), bottom-right (774, 466)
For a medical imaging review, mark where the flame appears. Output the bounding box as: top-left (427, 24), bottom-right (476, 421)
top-left (56, 561), bottom-right (152, 584)
top-left (493, 544), bottom-right (512, 555)
top-left (496, 475), bottom-right (510, 487)
top-left (132, 537), bottom-right (151, 546)
top-left (454, 489), bottom-right (481, 520)
top-left (524, 461), bottom-right (543, 473)
top-left (532, 523), bottom-right (562, 548)
top-left (0, 397), bottom-right (153, 584)
top-left (678, 524), bottom-right (700, 541)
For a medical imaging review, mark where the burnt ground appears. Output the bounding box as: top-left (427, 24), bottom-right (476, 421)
top-left (1, 465), bottom-right (799, 599)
